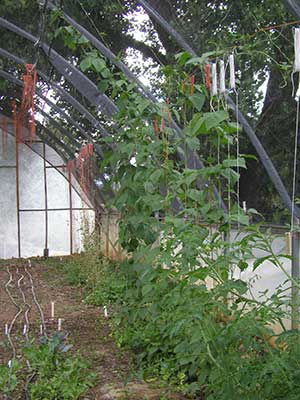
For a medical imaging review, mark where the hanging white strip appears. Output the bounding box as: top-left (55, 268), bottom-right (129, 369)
top-left (229, 54), bottom-right (236, 90)
top-left (211, 63), bottom-right (218, 96)
top-left (219, 60), bottom-right (226, 94)
top-left (58, 318), bottom-right (63, 331)
top-left (295, 72), bottom-right (300, 101)
top-left (294, 28), bottom-right (300, 72)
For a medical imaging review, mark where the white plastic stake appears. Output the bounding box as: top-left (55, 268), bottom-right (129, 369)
top-left (51, 301), bottom-right (55, 319)
top-left (5, 324), bottom-right (8, 336)
top-left (219, 60), bottom-right (226, 94)
top-left (103, 305), bottom-right (108, 318)
top-left (229, 54), bottom-right (236, 90)
top-left (23, 324), bottom-right (27, 335)
top-left (243, 201), bottom-right (247, 213)
top-left (28, 259), bottom-right (31, 267)
top-left (58, 318), bottom-right (63, 331)
top-left (8, 360), bottom-right (12, 368)
top-left (294, 28), bottom-right (300, 72)
top-left (40, 324), bottom-right (43, 335)
top-left (211, 63), bottom-right (218, 96)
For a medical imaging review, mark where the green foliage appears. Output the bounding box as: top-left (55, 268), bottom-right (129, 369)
top-left (0, 359), bottom-right (21, 397)
top-left (0, 333), bottom-right (95, 399)
top-left (58, 256), bottom-right (90, 286)
top-left (78, 246), bottom-right (300, 399)
top-left (24, 333), bottom-right (96, 400)
top-left (89, 54), bottom-right (300, 399)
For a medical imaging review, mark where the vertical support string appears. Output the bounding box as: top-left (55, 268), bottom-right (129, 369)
top-left (291, 95), bottom-right (300, 232)
top-left (236, 90), bottom-right (240, 229)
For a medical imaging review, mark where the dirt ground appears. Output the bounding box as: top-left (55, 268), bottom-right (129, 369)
top-left (0, 260), bottom-right (186, 400)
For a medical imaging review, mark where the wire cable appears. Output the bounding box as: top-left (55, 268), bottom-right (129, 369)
top-left (235, 90), bottom-right (240, 229)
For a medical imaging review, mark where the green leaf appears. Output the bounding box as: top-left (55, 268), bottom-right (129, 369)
top-left (80, 57), bottom-right (92, 72)
top-left (223, 122), bottom-right (242, 134)
top-left (142, 284), bottom-right (154, 296)
top-left (92, 57), bottom-right (105, 72)
top-left (204, 110), bottom-right (228, 131)
top-left (189, 94), bottom-right (205, 111)
top-left (221, 168), bottom-right (240, 183)
top-left (138, 99), bottom-right (150, 114)
top-left (98, 80), bottom-right (109, 93)
top-left (190, 113), bottom-right (206, 136)
top-left (248, 208), bottom-right (260, 215)
top-left (232, 279), bottom-right (248, 295)
top-left (101, 68), bottom-right (110, 78)
top-left (172, 108), bottom-right (181, 123)
top-left (235, 213), bottom-right (249, 225)
top-left (222, 157), bottom-right (246, 169)
top-left (187, 189), bottom-right (204, 203)
top-left (150, 169), bottom-right (164, 183)
top-left (238, 260), bottom-right (249, 271)
top-left (186, 56), bottom-right (203, 65)
top-left (78, 35), bottom-right (89, 44)
top-left (253, 255), bottom-right (272, 270)
top-left (175, 51), bottom-right (192, 65)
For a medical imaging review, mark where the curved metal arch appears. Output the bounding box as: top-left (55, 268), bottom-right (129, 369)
top-left (44, 5), bottom-right (226, 209)
top-left (0, 69), bottom-right (83, 149)
top-left (137, 0), bottom-right (300, 220)
top-left (39, 125), bottom-right (74, 159)
top-left (0, 17), bottom-right (118, 117)
top-left (47, 1), bottom-right (157, 103)
top-left (0, 68), bottom-right (106, 158)
top-left (0, 47), bottom-right (112, 143)
top-left (0, 15), bottom-right (225, 209)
